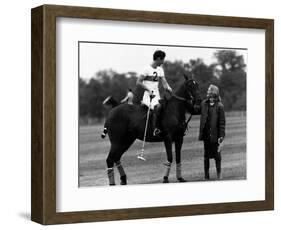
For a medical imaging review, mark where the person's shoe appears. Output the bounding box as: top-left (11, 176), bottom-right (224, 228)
top-left (163, 176), bottom-right (169, 183)
top-left (217, 172), bottom-right (222, 180)
top-left (204, 174), bottom-right (210, 180)
top-left (153, 128), bottom-right (161, 136)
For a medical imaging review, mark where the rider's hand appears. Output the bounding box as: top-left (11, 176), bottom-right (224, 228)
top-left (218, 137), bottom-right (224, 153)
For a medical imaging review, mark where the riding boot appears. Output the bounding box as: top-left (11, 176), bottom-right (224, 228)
top-left (116, 161), bottom-right (127, 185)
top-left (163, 161), bottom-right (171, 183)
top-left (176, 163), bottom-right (186, 182)
top-left (152, 104), bottom-right (162, 136)
top-left (204, 158), bottom-right (210, 180)
top-left (107, 168), bottom-right (115, 185)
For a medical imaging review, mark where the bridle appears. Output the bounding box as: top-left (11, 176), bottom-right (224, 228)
top-left (172, 92), bottom-right (194, 104)
top-left (171, 91), bottom-right (193, 134)
top-left (171, 80), bottom-right (195, 106)
top-left (170, 80), bottom-right (198, 132)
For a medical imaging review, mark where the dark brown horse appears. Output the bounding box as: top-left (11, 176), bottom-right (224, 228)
top-left (102, 75), bottom-right (201, 185)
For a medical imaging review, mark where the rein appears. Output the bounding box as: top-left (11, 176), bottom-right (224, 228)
top-left (171, 91), bottom-right (194, 104)
top-left (170, 92), bottom-right (193, 135)
top-left (171, 93), bottom-right (187, 102)
top-left (164, 80), bottom-right (198, 135)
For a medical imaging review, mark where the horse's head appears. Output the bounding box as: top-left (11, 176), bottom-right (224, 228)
top-left (181, 74), bottom-right (201, 111)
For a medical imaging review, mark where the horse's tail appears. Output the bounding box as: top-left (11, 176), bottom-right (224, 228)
top-left (101, 96), bottom-right (119, 139)
top-left (103, 96), bottom-right (119, 108)
top-left (101, 126), bottom-right (108, 139)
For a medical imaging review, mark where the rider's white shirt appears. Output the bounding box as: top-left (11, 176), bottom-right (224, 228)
top-left (141, 65), bottom-right (164, 109)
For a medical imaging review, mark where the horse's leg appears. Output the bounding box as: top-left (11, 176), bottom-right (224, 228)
top-left (115, 161), bottom-right (126, 185)
top-left (106, 144), bottom-right (119, 186)
top-left (175, 136), bottom-right (186, 182)
top-left (114, 136), bottom-right (136, 185)
top-left (163, 136), bottom-right (173, 183)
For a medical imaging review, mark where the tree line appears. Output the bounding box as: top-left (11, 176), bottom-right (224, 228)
top-left (79, 50), bottom-right (246, 122)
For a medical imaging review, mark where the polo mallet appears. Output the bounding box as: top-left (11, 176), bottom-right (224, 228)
top-left (137, 92), bottom-right (154, 161)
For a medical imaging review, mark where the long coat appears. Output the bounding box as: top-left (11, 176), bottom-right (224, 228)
top-left (198, 99), bottom-right (226, 143)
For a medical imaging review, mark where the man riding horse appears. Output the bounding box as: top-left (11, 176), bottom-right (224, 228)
top-left (101, 51), bottom-right (201, 186)
top-left (137, 50), bottom-right (172, 136)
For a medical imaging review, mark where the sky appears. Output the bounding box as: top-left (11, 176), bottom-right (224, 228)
top-left (79, 42), bottom-right (247, 80)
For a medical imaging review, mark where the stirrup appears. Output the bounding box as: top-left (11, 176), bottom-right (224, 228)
top-left (153, 128), bottom-right (161, 136)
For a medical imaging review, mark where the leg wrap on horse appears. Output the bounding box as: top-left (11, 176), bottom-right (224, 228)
top-left (116, 161), bottom-right (127, 185)
top-left (163, 161), bottom-right (172, 178)
top-left (116, 161), bottom-right (126, 177)
top-left (176, 163), bottom-right (186, 182)
top-left (176, 163), bottom-right (182, 179)
top-left (107, 168), bottom-right (115, 185)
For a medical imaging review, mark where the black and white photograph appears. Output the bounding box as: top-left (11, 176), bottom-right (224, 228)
top-left (29, 2), bottom-right (274, 226)
top-left (78, 42), bottom-right (247, 187)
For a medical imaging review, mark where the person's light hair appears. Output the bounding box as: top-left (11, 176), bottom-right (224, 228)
top-left (208, 84), bottom-right (221, 101)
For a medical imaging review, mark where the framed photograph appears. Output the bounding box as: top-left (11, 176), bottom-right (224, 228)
top-left (31, 4), bottom-right (274, 225)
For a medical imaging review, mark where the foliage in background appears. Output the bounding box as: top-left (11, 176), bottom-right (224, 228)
top-left (79, 50), bottom-right (246, 121)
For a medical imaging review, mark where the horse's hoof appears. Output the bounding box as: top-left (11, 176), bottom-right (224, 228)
top-left (120, 175), bottom-right (127, 185)
top-left (177, 177), bottom-right (186, 182)
top-left (163, 177), bottom-right (169, 183)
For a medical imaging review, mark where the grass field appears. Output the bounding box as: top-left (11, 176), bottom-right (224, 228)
top-left (79, 114), bottom-right (246, 187)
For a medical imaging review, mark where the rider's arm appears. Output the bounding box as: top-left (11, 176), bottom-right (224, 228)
top-left (160, 75), bottom-right (172, 92)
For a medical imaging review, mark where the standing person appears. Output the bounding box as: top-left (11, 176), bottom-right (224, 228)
top-left (198, 84), bottom-right (226, 180)
top-left (121, 88), bottom-right (134, 105)
top-left (136, 50), bottom-right (172, 136)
